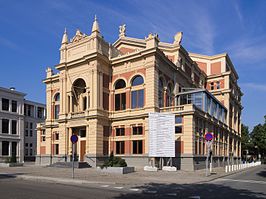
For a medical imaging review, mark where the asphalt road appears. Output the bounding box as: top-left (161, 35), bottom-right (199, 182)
top-left (0, 165), bottom-right (265, 199)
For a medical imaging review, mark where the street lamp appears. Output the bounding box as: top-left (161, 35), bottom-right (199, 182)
top-left (254, 145), bottom-right (259, 161)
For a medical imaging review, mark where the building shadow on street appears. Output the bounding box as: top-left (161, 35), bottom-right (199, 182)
top-left (0, 173), bottom-right (24, 180)
top-left (114, 182), bottom-right (266, 199)
top-left (257, 168), bottom-right (266, 178)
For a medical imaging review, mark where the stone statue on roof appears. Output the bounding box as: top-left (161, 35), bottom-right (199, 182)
top-left (119, 24), bottom-right (126, 37)
top-left (174, 32), bottom-right (183, 45)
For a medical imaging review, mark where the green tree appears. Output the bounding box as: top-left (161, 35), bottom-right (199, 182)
top-left (250, 116), bottom-right (266, 160)
top-left (241, 124), bottom-right (252, 152)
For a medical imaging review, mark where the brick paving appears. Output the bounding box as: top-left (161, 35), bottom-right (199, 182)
top-left (0, 162), bottom-right (233, 186)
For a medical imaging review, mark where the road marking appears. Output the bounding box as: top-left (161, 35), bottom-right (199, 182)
top-left (100, 185), bottom-right (109, 188)
top-left (167, 193), bottom-right (177, 196)
top-left (114, 187), bottom-right (124, 189)
top-left (189, 196), bottom-right (200, 199)
top-left (217, 178), bottom-right (266, 185)
top-left (145, 190), bottom-right (157, 194)
top-left (129, 188), bottom-right (140, 192)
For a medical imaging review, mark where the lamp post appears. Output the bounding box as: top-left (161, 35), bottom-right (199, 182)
top-left (254, 145), bottom-right (258, 161)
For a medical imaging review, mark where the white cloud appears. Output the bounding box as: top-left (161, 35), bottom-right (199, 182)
top-left (233, 1), bottom-right (244, 28)
top-left (0, 36), bottom-right (19, 50)
top-left (228, 35), bottom-right (266, 64)
top-left (241, 82), bottom-right (266, 91)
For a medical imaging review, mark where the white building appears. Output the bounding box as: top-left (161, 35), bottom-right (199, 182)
top-left (0, 87), bottom-right (25, 163)
top-left (0, 87), bottom-right (45, 163)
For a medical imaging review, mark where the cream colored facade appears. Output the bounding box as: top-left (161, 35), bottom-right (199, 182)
top-left (36, 17), bottom-right (242, 170)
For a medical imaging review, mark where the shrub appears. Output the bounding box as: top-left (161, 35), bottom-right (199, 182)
top-left (101, 152), bottom-right (127, 168)
top-left (5, 154), bottom-right (17, 163)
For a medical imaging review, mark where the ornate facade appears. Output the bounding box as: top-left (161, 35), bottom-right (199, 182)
top-left (36, 17), bottom-right (242, 171)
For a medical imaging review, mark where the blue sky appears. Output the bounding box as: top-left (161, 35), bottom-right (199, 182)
top-left (0, 0), bottom-right (265, 130)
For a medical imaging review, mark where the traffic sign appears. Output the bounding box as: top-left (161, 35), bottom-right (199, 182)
top-left (70, 135), bottom-right (78, 144)
top-left (205, 132), bottom-right (213, 141)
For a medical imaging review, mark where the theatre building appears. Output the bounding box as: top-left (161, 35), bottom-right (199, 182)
top-left (36, 17), bottom-right (242, 171)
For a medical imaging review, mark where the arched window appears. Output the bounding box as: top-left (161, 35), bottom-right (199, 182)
top-left (54, 93), bottom-right (60, 119)
top-left (54, 93), bottom-right (60, 101)
top-left (72, 78), bottom-right (87, 112)
top-left (114, 79), bottom-right (126, 111)
top-left (158, 78), bottom-right (164, 107)
top-left (131, 75), bottom-right (144, 109)
top-left (166, 84), bottom-right (173, 107)
top-left (115, 79), bottom-right (126, 89)
top-left (131, 75), bottom-right (144, 86)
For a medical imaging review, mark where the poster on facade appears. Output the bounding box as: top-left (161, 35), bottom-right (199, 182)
top-left (148, 112), bottom-right (175, 157)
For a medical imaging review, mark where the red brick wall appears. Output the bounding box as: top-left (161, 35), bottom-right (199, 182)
top-left (125, 127), bottom-right (131, 136)
top-left (119, 47), bottom-right (135, 55)
top-left (196, 61), bottom-right (207, 74)
top-left (125, 140), bottom-right (131, 154)
top-left (40, 146), bottom-right (46, 155)
top-left (211, 62), bottom-right (221, 75)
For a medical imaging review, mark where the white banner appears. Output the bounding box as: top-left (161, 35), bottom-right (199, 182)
top-left (148, 112), bottom-right (175, 157)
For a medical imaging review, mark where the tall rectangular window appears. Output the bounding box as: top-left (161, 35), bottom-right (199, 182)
top-left (116, 128), bottom-right (125, 136)
top-left (210, 82), bottom-right (214, 90)
top-left (103, 126), bottom-right (110, 137)
top-left (132, 126), bottom-right (143, 135)
top-left (12, 120), bottom-right (17, 134)
top-left (116, 141), bottom-right (125, 154)
top-left (115, 93), bottom-right (126, 111)
top-left (2, 141), bottom-right (9, 155)
top-left (103, 92), bottom-right (109, 110)
top-left (54, 105), bottom-right (60, 119)
top-left (12, 142), bottom-right (17, 157)
top-left (103, 141), bottom-right (109, 155)
top-left (216, 81), bottom-right (220, 89)
top-left (132, 140), bottom-right (143, 154)
top-left (54, 144), bottom-right (59, 155)
top-left (2, 119), bottom-right (9, 134)
top-left (175, 116), bottom-right (182, 134)
top-left (37, 107), bottom-right (44, 118)
top-left (2, 98), bottom-right (9, 111)
top-left (11, 100), bottom-right (17, 112)
top-left (54, 132), bottom-right (60, 140)
top-left (131, 90), bottom-right (144, 109)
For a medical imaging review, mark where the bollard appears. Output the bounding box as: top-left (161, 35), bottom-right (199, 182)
top-left (229, 165), bottom-right (231, 172)
top-left (225, 165), bottom-right (228, 173)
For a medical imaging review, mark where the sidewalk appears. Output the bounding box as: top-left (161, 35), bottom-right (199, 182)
top-left (0, 163), bottom-right (259, 188)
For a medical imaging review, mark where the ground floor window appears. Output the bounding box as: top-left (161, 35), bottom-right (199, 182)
top-left (25, 148), bottom-right (28, 156)
top-left (2, 141), bottom-right (9, 155)
top-left (132, 140), bottom-right (143, 154)
top-left (116, 141), bottom-right (125, 154)
top-left (54, 144), bottom-right (59, 155)
top-left (12, 142), bottom-right (17, 156)
top-left (103, 141), bottom-right (109, 155)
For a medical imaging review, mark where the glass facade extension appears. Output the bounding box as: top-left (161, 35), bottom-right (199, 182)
top-left (177, 89), bottom-right (227, 123)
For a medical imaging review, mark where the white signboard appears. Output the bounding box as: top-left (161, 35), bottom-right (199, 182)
top-left (148, 112), bottom-right (175, 157)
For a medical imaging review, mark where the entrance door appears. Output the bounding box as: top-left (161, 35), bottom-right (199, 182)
top-left (80, 141), bottom-right (86, 162)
